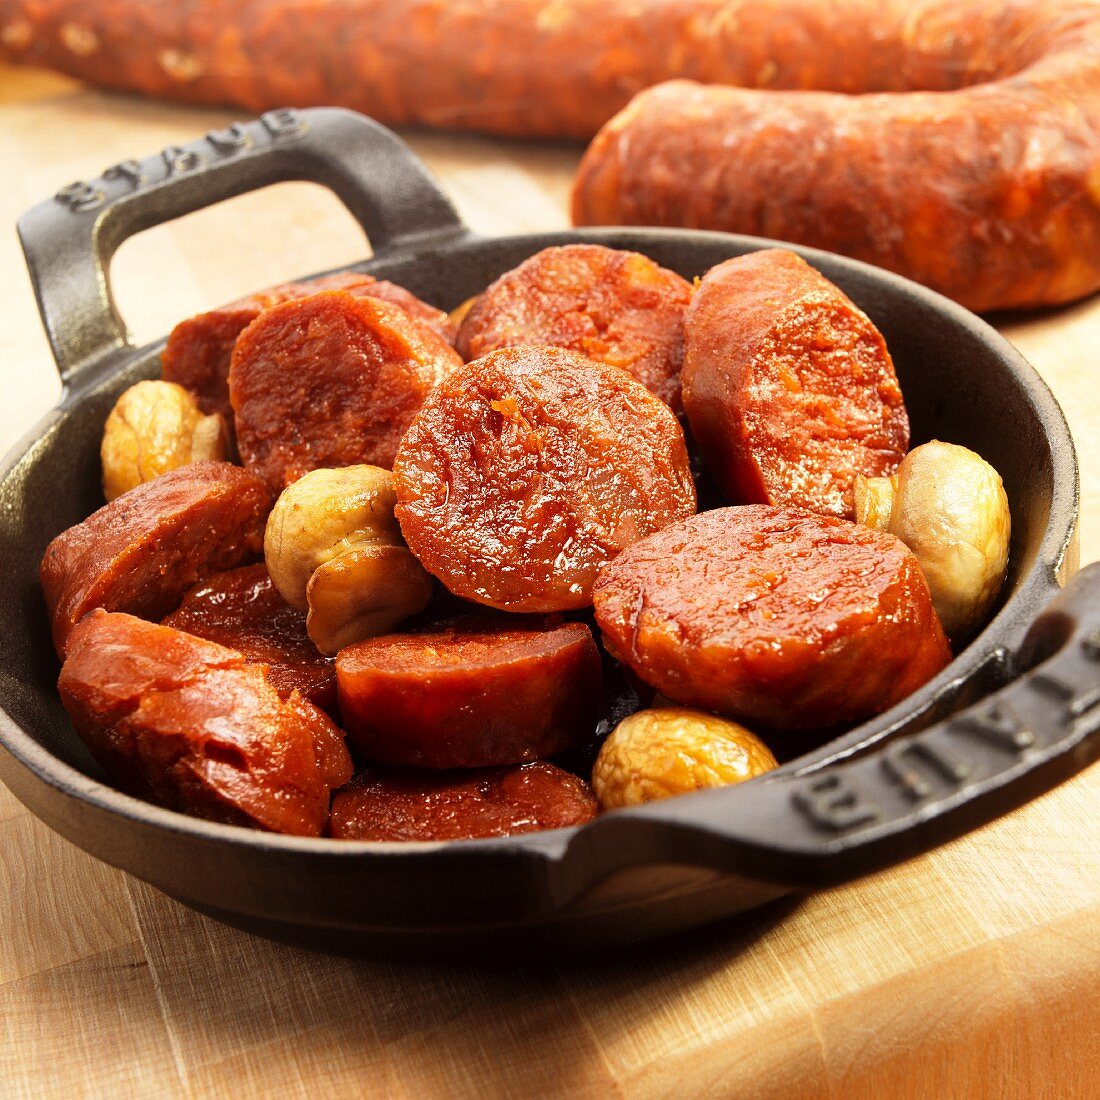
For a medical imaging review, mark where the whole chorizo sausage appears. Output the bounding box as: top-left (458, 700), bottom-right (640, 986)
top-left (230, 291), bottom-right (462, 491)
top-left (329, 763), bottom-right (599, 842)
top-left (456, 245), bottom-right (693, 411)
top-left (58, 610), bottom-right (352, 836)
top-left (5, 2), bottom-right (1096, 309)
top-left (682, 248), bottom-right (908, 520)
top-left (162, 272), bottom-right (454, 424)
top-left (40, 461), bottom-right (271, 657)
top-left (162, 562), bottom-right (336, 712)
top-left (336, 619), bottom-right (602, 768)
top-left (593, 505), bottom-right (951, 731)
top-left (393, 345), bottom-right (697, 612)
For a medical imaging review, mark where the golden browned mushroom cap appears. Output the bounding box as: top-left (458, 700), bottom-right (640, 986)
top-left (855, 440), bottom-right (1011, 638)
top-left (592, 707), bottom-right (777, 810)
top-left (264, 465), bottom-right (432, 654)
top-left (100, 380), bottom-right (227, 501)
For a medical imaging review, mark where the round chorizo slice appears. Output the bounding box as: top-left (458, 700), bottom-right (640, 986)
top-left (336, 620), bottom-right (602, 768)
top-left (162, 272), bottom-right (454, 423)
top-left (230, 291), bottom-right (462, 491)
top-left (593, 505), bottom-right (951, 731)
top-left (162, 563), bottom-right (335, 712)
top-left (682, 249), bottom-right (909, 519)
top-left (329, 763), bottom-right (598, 842)
top-left (456, 244), bottom-right (693, 411)
top-left (57, 611), bottom-right (353, 836)
top-left (393, 345), bottom-right (697, 612)
top-left (40, 461), bottom-right (271, 657)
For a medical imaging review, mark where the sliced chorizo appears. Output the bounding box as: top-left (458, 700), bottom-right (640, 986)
top-left (593, 505), bottom-right (951, 730)
top-left (456, 245), bottom-right (693, 411)
top-left (161, 272), bottom-right (454, 423)
top-left (329, 763), bottom-right (599, 842)
top-left (57, 611), bottom-right (352, 836)
top-left (336, 620), bottom-right (602, 768)
top-left (393, 345), bottom-right (697, 612)
top-left (230, 291), bottom-right (462, 491)
top-left (40, 461), bottom-right (271, 657)
top-left (162, 563), bottom-right (335, 712)
top-left (682, 249), bottom-right (908, 520)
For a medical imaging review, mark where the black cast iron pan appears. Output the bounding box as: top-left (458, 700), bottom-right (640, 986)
top-left (1, 108), bottom-right (1097, 956)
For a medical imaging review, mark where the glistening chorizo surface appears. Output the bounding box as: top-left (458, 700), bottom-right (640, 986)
top-left (456, 245), bottom-right (693, 411)
top-left (162, 272), bottom-right (454, 423)
top-left (336, 620), bottom-right (601, 768)
top-left (230, 291), bottom-right (462, 491)
top-left (58, 611), bottom-right (352, 836)
top-left (329, 763), bottom-right (599, 842)
top-left (40, 461), bottom-right (270, 657)
top-left (682, 249), bottom-right (908, 520)
top-left (162, 563), bottom-right (336, 712)
top-left (593, 506), bottom-right (951, 730)
top-left (393, 346), bottom-right (696, 612)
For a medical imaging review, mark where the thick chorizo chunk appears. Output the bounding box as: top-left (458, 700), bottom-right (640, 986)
top-left (456, 245), bottom-right (693, 411)
top-left (57, 611), bottom-right (352, 835)
top-left (393, 346), bottom-right (696, 612)
top-left (336, 620), bottom-right (601, 768)
top-left (162, 563), bottom-right (335, 711)
top-left (682, 249), bottom-right (908, 519)
top-left (40, 461), bottom-right (271, 657)
top-left (161, 272), bottom-right (454, 422)
top-left (329, 763), bottom-right (598, 842)
top-left (230, 291), bottom-right (462, 490)
top-left (593, 505), bottom-right (951, 730)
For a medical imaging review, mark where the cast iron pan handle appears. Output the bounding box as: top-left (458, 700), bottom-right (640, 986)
top-left (16, 107), bottom-right (468, 390)
top-left (563, 563), bottom-right (1100, 894)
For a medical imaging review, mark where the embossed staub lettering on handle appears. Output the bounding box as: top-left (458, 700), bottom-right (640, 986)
top-left (791, 628), bottom-right (1100, 836)
top-left (52, 109), bottom-right (309, 215)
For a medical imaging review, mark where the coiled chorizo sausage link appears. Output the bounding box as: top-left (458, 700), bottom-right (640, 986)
top-left (4, 0), bottom-right (1099, 309)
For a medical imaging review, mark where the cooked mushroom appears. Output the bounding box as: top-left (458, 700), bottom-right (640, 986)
top-left (592, 706), bottom-right (777, 810)
top-left (264, 465), bottom-right (432, 653)
top-left (855, 440), bottom-right (1011, 638)
top-left (100, 380), bottom-right (227, 501)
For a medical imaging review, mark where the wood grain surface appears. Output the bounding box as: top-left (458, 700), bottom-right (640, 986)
top-left (1, 65), bottom-right (1098, 1100)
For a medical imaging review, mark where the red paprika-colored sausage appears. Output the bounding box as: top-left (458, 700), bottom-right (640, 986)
top-left (3, 1), bottom-right (1098, 309)
top-left (329, 763), bottom-right (598, 842)
top-left (593, 505), bottom-right (951, 730)
top-left (336, 620), bottom-right (602, 768)
top-left (682, 249), bottom-right (908, 520)
top-left (162, 563), bottom-right (336, 713)
top-left (40, 461), bottom-right (271, 657)
top-left (58, 611), bottom-right (352, 836)
top-left (230, 291), bottom-right (462, 491)
top-left (162, 272), bottom-right (454, 424)
top-left (456, 245), bottom-right (693, 411)
top-left (393, 345), bottom-right (697, 612)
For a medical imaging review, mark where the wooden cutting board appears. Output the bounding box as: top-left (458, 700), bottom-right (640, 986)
top-left (1, 66), bottom-right (1098, 1100)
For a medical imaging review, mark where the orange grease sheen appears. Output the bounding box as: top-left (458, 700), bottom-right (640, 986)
top-left (329, 763), bottom-right (598, 841)
top-left (456, 244), bottom-right (693, 411)
top-left (593, 505), bottom-right (951, 730)
top-left (393, 345), bottom-right (697, 612)
top-left (163, 563), bottom-right (336, 712)
top-left (58, 611), bottom-right (352, 836)
top-left (336, 620), bottom-right (602, 768)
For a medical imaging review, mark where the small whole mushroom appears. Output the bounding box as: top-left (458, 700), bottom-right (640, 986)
top-left (264, 465), bottom-right (433, 655)
top-left (855, 440), bottom-right (1011, 638)
top-left (100, 380), bottom-right (227, 501)
top-left (592, 706), bottom-right (777, 810)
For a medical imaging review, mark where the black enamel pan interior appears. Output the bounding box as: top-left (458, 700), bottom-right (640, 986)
top-left (1, 108), bottom-right (1098, 956)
